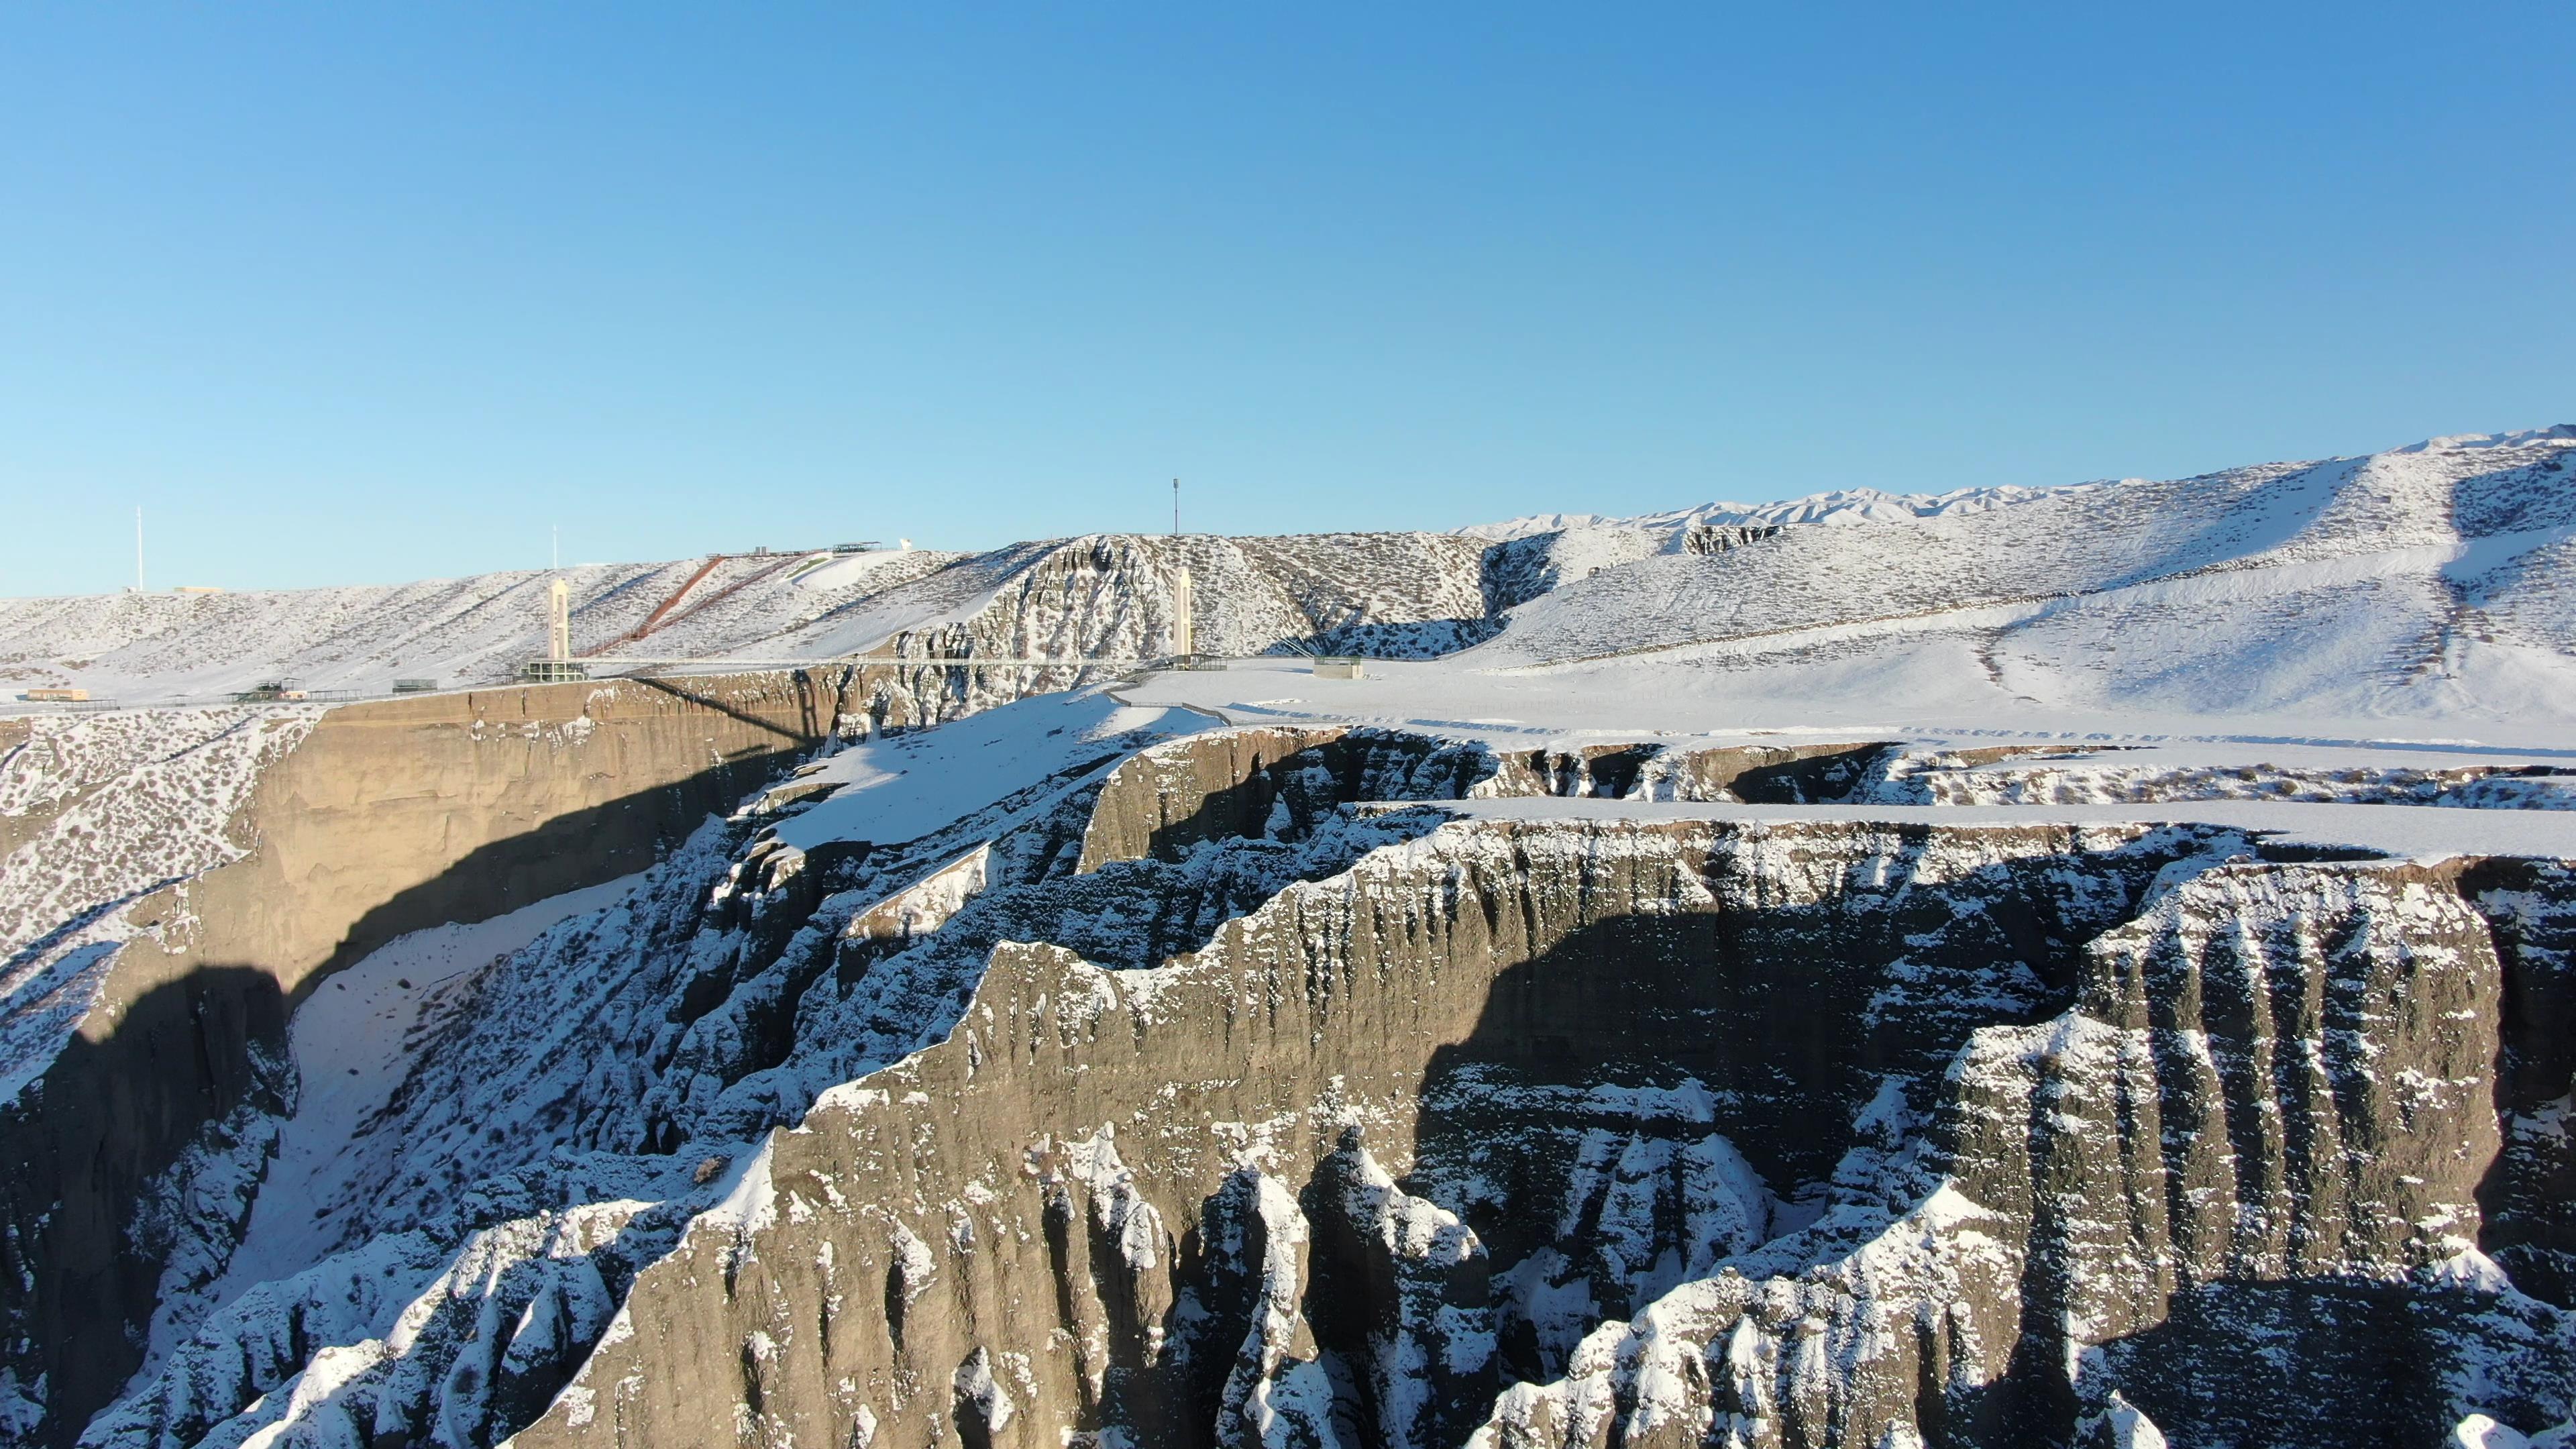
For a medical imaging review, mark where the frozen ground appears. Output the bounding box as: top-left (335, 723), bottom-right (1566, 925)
top-left (1124, 653), bottom-right (2576, 759)
top-left (1468, 429), bottom-right (2576, 718)
top-left (767, 690), bottom-right (1210, 852)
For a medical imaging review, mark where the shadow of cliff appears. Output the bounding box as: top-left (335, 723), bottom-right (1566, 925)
top-left (2461, 859), bottom-right (2576, 1310)
top-left (1128, 733), bottom-right (1474, 866)
top-left (1723, 743), bottom-right (1893, 803)
top-left (2, 745), bottom-right (812, 1447)
top-left (1367, 842), bottom-right (2569, 1449)
top-left (288, 746), bottom-right (791, 1014)
top-left (1404, 910), bottom-right (1941, 1395)
top-left (1407, 830), bottom-right (2128, 1212)
top-left (1394, 830), bottom-right (2198, 1440)
top-left (626, 672), bottom-right (847, 747)
top-left (2070, 1279), bottom-right (2465, 1449)
top-left (2, 878), bottom-right (184, 978)
top-left (1095, 1160), bottom-right (1411, 1449)
top-left (0, 965), bottom-right (287, 1449)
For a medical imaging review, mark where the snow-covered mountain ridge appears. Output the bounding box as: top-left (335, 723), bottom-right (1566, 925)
top-left (1459, 480), bottom-right (2086, 541)
top-left (1464, 425), bottom-right (2575, 539)
top-left (0, 531), bottom-right (1494, 708)
top-left (7, 425), bottom-right (2569, 732)
top-left (1466, 425), bottom-right (2576, 731)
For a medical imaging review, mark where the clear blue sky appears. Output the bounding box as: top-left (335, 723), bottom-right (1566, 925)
top-left (3, 4), bottom-right (2569, 596)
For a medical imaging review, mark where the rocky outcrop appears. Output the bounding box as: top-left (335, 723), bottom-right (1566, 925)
top-left (838, 533), bottom-right (1502, 731)
top-left (25, 427), bottom-right (2576, 1449)
top-left (1679, 525), bottom-right (1782, 556)
top-left (1866, 751), bottom-right (2576, 810)
top-left (491, 804), bottom-right (2576, 1449)
top-left (45, 717), bottom-right (2576, 1449)
top-left (1621, 742), bottom-right (1890, 804)
top-left (1073, 727), bottom-right (1497, 872)
top-left (0, 672), bottom-right (853, 1447)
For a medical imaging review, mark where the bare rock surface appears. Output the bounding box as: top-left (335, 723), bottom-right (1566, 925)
top-left (0, 674), bottom-right (855, 1446)
top-left (38, 712), bottom-right (2567, 1449)
top-left (498, 797), bottom-right (2576, 1449)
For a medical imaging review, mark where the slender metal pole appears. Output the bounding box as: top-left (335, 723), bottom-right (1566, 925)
top-left (1172, 478), bottom-right (1179, 537)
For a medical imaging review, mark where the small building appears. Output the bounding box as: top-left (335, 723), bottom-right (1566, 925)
top-left (235, 679), bottom-right (307, 702)
top-left (520, 661), bottom-right (590, 683)
top-left (21, 688), bottom-right (89, 702)
top-left (1313, 659), bottom-right (1365, 680)
top-left (392, 678), bottom-right (439, 694)
top-left (831, 541), bottom-right (882, 554)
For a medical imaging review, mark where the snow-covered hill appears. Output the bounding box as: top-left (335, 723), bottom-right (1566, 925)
top-left (1458, 479), bottom-right (2082, 541)
top-left (0, 550), bottom-right (967, 704)
top-left (1469, 425), bottom-right (2576, 727)
top-left (9, 425), bottom-right (2572, 735)
top-left (0, 531), bottom-right (1495, 707)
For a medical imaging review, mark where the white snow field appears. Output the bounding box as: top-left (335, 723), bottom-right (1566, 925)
top-left (1463, 425), bottom-right (2576, 727)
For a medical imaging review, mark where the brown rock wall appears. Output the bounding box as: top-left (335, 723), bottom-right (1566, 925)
top-left (3, 671), bottom-right (849, 1447)
top-left (513, 818), bottom-right (2184, 1449)
top-left (512, 818), bottom-right (2569, 1449)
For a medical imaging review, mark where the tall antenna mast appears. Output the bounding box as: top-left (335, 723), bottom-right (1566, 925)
top-left (135, 506), bottom-right (145, 592)
top-left (1169, 480), bottom-right (1189, 659)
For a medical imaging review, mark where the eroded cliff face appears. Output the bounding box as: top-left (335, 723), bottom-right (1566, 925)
top-left (0, 673), bottom-right (853, 1447)
top-left (49, 720), bottom-right (2576, 1449)
top-left (500, 804), bottom-right (2574, 1449)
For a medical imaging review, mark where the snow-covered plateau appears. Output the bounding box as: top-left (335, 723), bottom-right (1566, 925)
top-left (5, 425), bottom-right (2576, 1448)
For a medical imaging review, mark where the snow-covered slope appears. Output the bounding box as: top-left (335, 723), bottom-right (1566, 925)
top-left (0, 708), bottom-right (320, 1104)
top-left (1461, 479), bottom-right (2081, 540)
top-left (0, 551), bottom-right (968, 704)
top-left (10, 426), bottom-right (2571, 735)
top-left (1471, 426), bottom-right (2576, 727)
top-left (0, 531), bottom-right (1499, 708)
